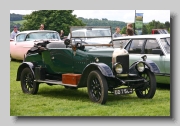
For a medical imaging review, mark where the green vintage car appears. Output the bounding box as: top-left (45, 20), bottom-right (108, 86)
top-left (16, 26), bottom-right (160, 104)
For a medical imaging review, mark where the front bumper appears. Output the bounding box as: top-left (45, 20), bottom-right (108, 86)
top-left (115, 74), bottom-right (147, 86)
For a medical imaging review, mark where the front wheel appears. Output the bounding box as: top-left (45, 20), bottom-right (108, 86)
top-left (135, 69), bottom-right (156, 98)
top-left (87, 70), bottom-right (108, 104)
top-left (20, 67), bottom-right (39, 94)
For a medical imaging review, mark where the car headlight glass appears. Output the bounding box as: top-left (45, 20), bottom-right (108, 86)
top-left (115, 64), bottom-right (123, 74)
top-left (137, 62), bottom-right (145, 72)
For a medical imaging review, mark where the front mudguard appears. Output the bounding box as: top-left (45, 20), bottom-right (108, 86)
top-left (129, 60), bottom-right (160, 75)
top-left (83, 63), bottom-right (114, 77)
top-left (77, 63), bottom-right (114, 87)
top-left (16, 62), bottom-right (35, 81)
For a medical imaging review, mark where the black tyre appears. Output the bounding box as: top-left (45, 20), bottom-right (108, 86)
top-left (87, 70), bottom-right (108, 104)
top-left (20, 68), bottom-right (39, 94)
top-left (135, 69), bottom-right (156, 98)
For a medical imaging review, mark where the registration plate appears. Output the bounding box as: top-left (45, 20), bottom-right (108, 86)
top-left (114, 88), bottom-right (133, 95)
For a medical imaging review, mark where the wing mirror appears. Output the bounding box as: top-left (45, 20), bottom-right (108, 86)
top-left (141, 55), bottom-right (147, 61)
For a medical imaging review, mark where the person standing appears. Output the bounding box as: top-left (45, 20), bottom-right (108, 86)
top-left (10, 25), bottom-right (20, 39)
top-left (126, 23), bottom-right (136, 35)
top-left (113, 27), bottom-right (122, 38)
top-left (60, 30), bottom-right (64, 40)
top-left (126, 27), bottom-right (134, 36)
top-left (39, 24), bottom-right (44, 30)
top-left (127, 23), bottom-right (133, 29)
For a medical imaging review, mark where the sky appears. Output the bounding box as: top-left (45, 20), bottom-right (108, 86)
top-left (10, 10), bottom-right (170, 23)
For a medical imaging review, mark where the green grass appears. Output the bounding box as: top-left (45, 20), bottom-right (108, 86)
top-left (10, 61), bottom-right (170, 116)
top-left (13, 20), bottom-right (26, 25)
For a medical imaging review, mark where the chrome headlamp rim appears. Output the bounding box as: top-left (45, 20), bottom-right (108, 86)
top-left (114, 63), bottom-right (123, 74)
top-left (136, 62), bottom-right (145, 72)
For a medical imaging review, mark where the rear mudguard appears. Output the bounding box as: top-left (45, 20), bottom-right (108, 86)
top-left (16, 62), bottom-right (35, 81)
top-left (129, 60), bottom-right (160, 74)
top-left (77, 63), bottom-right (114, 87)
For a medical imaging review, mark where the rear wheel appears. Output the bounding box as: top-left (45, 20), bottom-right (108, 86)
top-left (20, 68), bottom-right (39, 94)
top-left (135, 69), bottom-right (156, 98)
top-left (87, 70), bottom-right (108, 104)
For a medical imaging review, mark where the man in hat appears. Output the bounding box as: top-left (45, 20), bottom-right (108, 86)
top-left (10, 25), bottom-right (20, 39)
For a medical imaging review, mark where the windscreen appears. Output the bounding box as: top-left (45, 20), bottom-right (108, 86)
top-left (26, 32), bottom-right (60, 41)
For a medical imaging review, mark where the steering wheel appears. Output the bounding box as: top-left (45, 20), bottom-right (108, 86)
top-left (72, 38), bottom-right (88, 46)
top-left (72, 38), bottom-right (87, 50)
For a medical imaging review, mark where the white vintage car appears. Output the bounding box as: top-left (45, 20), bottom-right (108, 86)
top-left (67, 27), bottom-right (112, 44)
top-left (10, 30), bottom-right (63, 60)
top-left (113, 34), bottom-right (170, 84)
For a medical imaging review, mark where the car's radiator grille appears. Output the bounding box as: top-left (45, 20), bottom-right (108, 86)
top-left (116, 55), bottom-right (129, 74)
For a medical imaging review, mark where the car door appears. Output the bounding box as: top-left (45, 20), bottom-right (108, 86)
top-left (143, 39), bottom-right (166, 74)
top-left (144, 38), bottom-right (169, 84)
top-left (125, 39), bottom-right (146, 65)
top-left (48, 48), bottom-right (74, 73)
top-left (126, 38), bottom-right (166, 74)
top-left (159, 37), bottom-right (170, 75)
top-left (73, 49), bottom-right (88, 73)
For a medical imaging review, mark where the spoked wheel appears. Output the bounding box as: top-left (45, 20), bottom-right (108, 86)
top-left (87, 70), bottom-right (108, 104)
top-left (135, 69), bottom-right (156, 98)
top-left (20, 68), bottom-right (39, 94)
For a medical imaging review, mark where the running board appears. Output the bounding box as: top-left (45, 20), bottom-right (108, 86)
top-left (35, 79), bottom-right (78, 87)
top-left (124, 79), bottom-right (145, 82)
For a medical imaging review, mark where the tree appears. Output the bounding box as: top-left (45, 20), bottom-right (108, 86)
top-left (120, 26), bottom-right (127, 34)
top-left (102, 18), bottom-right (108, 21)
top-left (10, 13), bottom-right (24, 21)
top-left (165, 21), bottom-right (170, 30)
top-left (20, 10), bottom-right (85, 35)
top-left (145, 20), bottom-right (169, 34)
top-left (142, 24), bottom-right (148, 34)
top-left (78, 17), bottom-right (127, 32)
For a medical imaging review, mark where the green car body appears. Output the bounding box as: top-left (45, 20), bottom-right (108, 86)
top-left (16, 26), bottom-right (160, 104)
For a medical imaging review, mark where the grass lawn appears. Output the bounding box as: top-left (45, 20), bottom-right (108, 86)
top-left (10, 61), bottom-right (170, 116)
